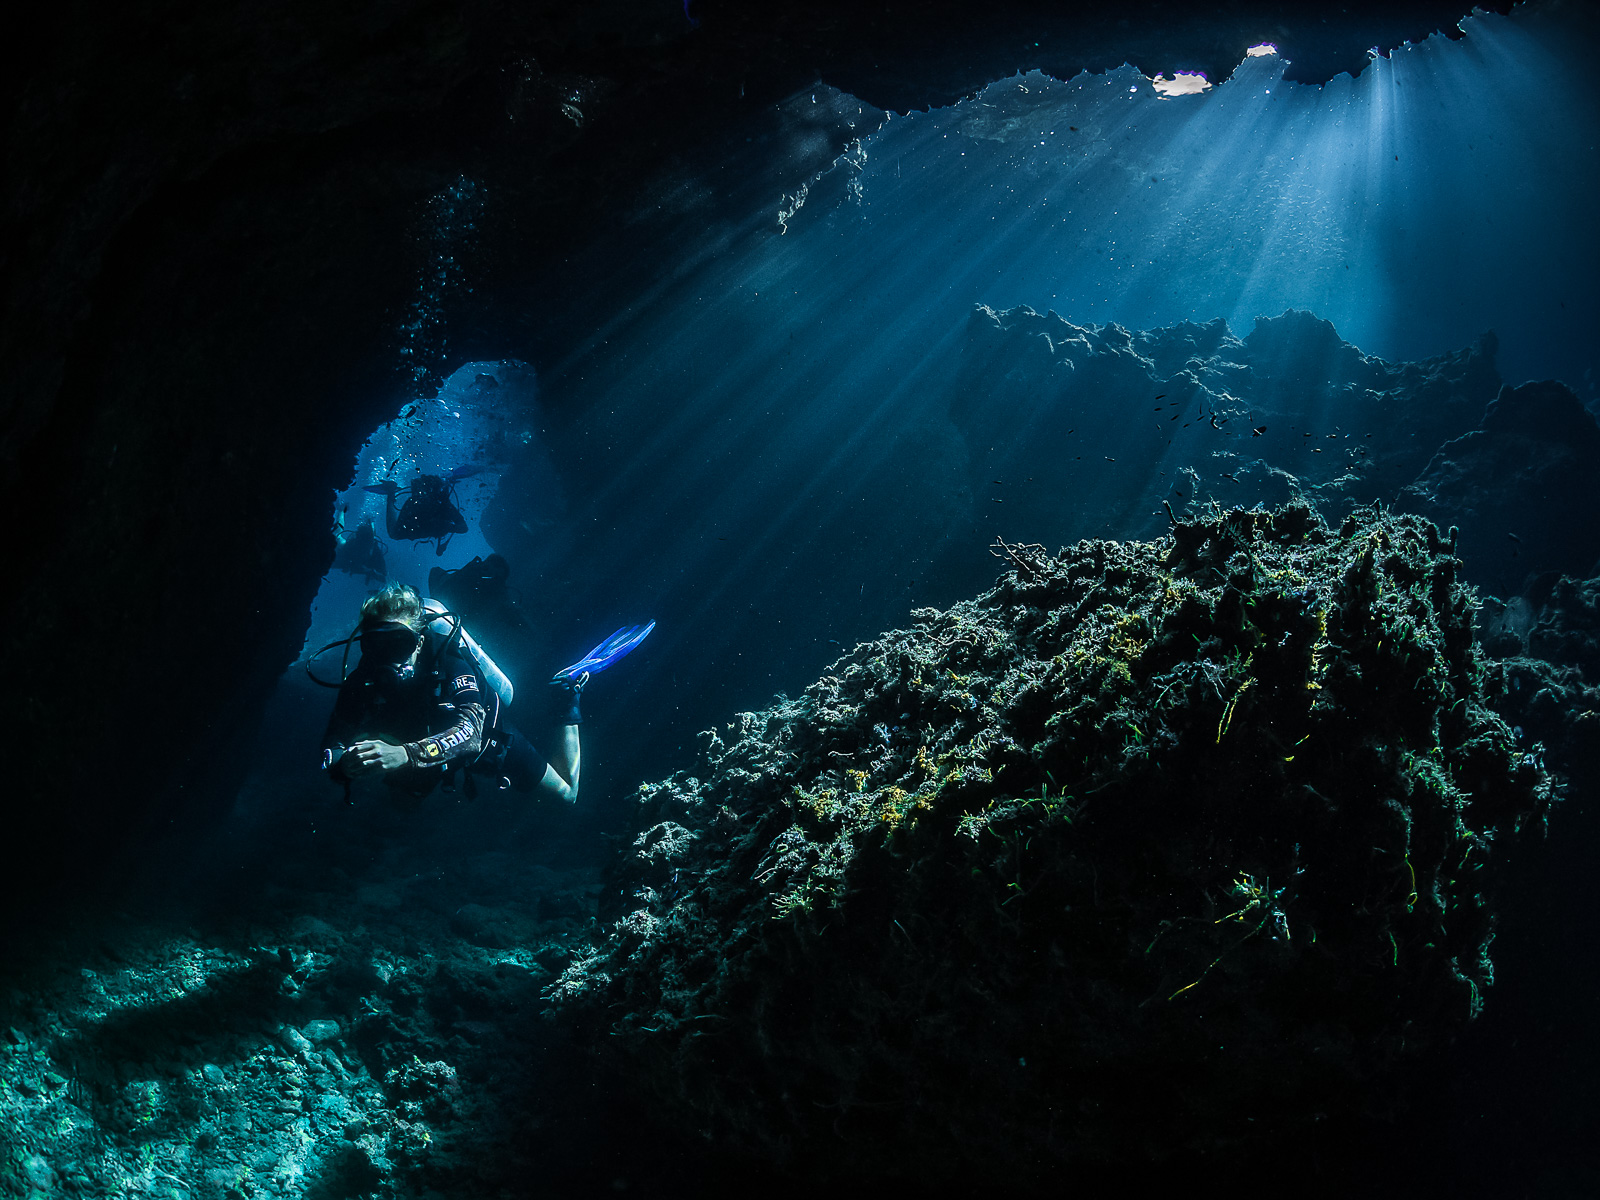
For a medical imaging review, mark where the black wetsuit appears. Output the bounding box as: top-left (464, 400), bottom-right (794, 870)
top-left (319, 630), bottom-right (547, 797)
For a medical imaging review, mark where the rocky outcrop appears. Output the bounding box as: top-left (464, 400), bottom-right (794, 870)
top-left (1399, 381), bottom-right (1600, 597)
top-left (1479, 571), bottom-right (1600, 795)
top-left (552, 503), bottom-right (1553, 1181)
top-left (952, 305), bottom-right (1501, 545)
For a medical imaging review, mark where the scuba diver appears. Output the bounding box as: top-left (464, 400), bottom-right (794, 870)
top-left (429, 554), bottom-right (531, 634)
top-left (332, 516), bottom-right (388, 585)
top-left (318, 583), bottom-right (582, 804)
top-left (314, 581), bottom-right (654, 808)
top-left (363, 473), bottom-right (468, 556)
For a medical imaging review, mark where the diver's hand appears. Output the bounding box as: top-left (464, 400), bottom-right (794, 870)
top-left (343, 740), bottom-right (408, 776)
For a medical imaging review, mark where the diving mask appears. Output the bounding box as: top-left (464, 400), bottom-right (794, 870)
top-left (360, 622), bottom-right (422, 679)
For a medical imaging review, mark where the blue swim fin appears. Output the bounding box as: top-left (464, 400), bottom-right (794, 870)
top-left (553, 621), bottom-right (656, 681)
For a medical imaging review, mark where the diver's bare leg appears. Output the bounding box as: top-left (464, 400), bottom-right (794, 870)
top-left (551, 723), bottom-right (580, 800)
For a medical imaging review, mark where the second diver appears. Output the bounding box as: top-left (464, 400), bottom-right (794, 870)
top-left (363, 473), bottom-right (469, 556)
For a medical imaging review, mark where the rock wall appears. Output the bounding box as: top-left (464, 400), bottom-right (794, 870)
top-left (552, 502), bottom-right (1553, 1180)
top-left (1399, 380), bottom-right (1600, 597)
top-left (952, 305), bottom-right (1501, 547)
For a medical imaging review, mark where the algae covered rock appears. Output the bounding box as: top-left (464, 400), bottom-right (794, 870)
top-left (1480, 571), bottom-right (1600, 795)
top-left (552, 503), bottom-right (1554, 1176)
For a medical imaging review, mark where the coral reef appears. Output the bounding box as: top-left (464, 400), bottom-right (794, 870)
top-left (553, 502), bottom-right (1554, 1179)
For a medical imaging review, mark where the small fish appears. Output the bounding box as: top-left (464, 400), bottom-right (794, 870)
top-left (1105, 456), bottom-right (1116, 462)
top-left (1220, 472), bottom-right (1236, 480)
top-left (1154, 393), bottom-right (1166, 400)
top-left (1507, 532), bottom-right (1522, 543)
top-left (1170, 413), bottom-right (1179, 421)
top-left (1252, 425), bottom-right (1267, 436)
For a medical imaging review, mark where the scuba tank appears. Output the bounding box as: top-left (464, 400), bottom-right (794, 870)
top-left (422, 597), bottom-right (514, 709)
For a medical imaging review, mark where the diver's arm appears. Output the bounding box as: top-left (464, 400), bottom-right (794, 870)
top-left (402, 678), bottom-right (485, 768)
top-left (381, 650), bottom-right (486, 772)
top-left (341, 690), bottom-right (484, 778)
top-left (322, 659), bottom-right (484, 779)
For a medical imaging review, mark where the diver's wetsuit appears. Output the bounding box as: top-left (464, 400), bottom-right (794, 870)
top-left (319, 629), bottom-right (547, 797)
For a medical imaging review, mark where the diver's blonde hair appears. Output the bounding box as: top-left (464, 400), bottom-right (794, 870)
top-left (360, 582), bottom-right (425, 631)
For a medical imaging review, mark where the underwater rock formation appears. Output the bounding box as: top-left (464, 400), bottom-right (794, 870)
top-left (1479, 572), bottom-right (1600, 795)
top-left (946, 307), bottom-right (1600, 611)
top-left (554, 502), bottom-right (1553, 1178)
top-left (945, 305), bottom-right (1502, 556)
top-left (1399, 380), bottom-right (1600, 598)
top-left (0, 861), bottom-right (600, 1199)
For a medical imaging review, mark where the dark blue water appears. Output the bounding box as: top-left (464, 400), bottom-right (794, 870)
top-left (11, 6), bottom-right (1595, 1197)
